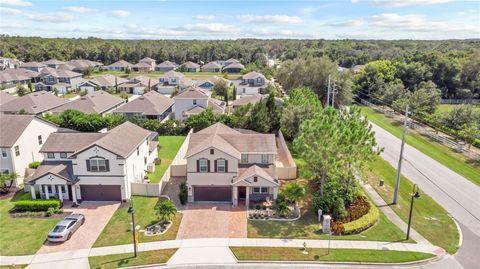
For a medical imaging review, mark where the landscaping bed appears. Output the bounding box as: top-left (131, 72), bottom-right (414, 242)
top-left (230, 247), bottom-right (434, 263)
top-left (89, 248), bottom-right (177, 269)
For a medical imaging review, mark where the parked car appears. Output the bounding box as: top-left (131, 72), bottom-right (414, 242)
top-left (47, 214), bottom-right (85, 242)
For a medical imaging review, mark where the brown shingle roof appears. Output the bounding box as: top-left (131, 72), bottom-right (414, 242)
top-left (40, 132), bottom-right (106, 152)
top-left (43, 59), bottom-right (66, 65)
top-left (0, 91), bottom-right (16, 105)
top-left (235, 164), bottom-right (279, 186)
top-left (139, 57), bottom-right (155, 64)
top-left (133, 62), bottom-right (152, 68)
top-left (156, 61), bottom-right (177, 68)
top-left (232, 95), bottom-right (263, 107)
top-left (25, 162), bottom-right (76, 184)
top-left (0, 91), bottom-right (68, 114)
top-left (0, 115), bottom-right (57, 147)
top-left (160, 70), bottom-right (184, 78)
top-left (40, 67), bottom-right (82, 78)
top-left (49, 90), bottom-right (125, 114)
top-left (174, 87), bottom-right (209, 99)
top-left (107, 60), bottom-right (133, 68)
top-left (183, 61), bottom-right (200, 68)
top-left (113, 91), bottom-right (174, 116)
top-left (20, 61), bottom-right (46, 68)
top-left (242, 71), bottom-right (266, 80)
top-left (223, 62), bottom-right (245, 70)
top-left (90, 75), bottom-right (128, 87)
top-left (202, 61), bottom-right (222, 69)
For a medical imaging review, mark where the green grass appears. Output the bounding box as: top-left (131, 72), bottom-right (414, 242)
top-left (0, 192), bottom-right (61, 255)
top-left (60, 92), bottom-right (78, 99)
top-left (93, 196), bottom-right (182, 247)
top-left (436, 104), bottom-right (480, 114)
top-left (89, 249), bottom-right (177, 269)
top-left (361, 106), bottom-right (480, 185)
top-left (230, 247), bottom-right (434, 263)
top-left (366, 155), bottom-right (459, 253)
top-left (147, 136), bottom-right (186, 183)
top-left (0, 265), bottom-right (27, 269)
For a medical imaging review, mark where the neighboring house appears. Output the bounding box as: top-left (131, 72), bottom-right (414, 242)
top-left (156, 71), bottom-right (185, 95)
top-left (139, 57), bottom-right (156, 70)
top-left (182, 61), bottom-right (200, 72)
top-left (43, 59), bottom-right (66, 69)
top-left (173, 87), bottom-right (225, 121)
top-left (118, 76), bottom-right (157, 95)
top-left (155, 61), bottom-right (177, 72)
top-left (0, 91), bottom-right (68, 115)
top-left (0, 69), bottom-right (40, 93)
top-left (222, 62), bottom-right (245, 73)
top-left (25, 122), bottom-right (158, 202)
top-left (201, 61), bottom-right (222, 72)
top-left (78, 75), bottom-right (128, 93)
top-left (132, 62), bottom-right (153, 72)
top-left (236, 71), bottom-right (268, 95)
top-left (113, 91), bottom-right (174, 121)
top-left (224, 58), bottom-right (239, 66)
top-left (19, 62), bottom-right (47, 72)
top-left (195, 75), bottom-right (232, 91)
top-left (0, 91), bottom-right (16, 105)
top-left (63, 59), bottom-right (103, 72)
top-left (184, 123), bottom-right (296, 207)
top-left (36, 67), bottom-right (83, 93)
top-left (0, 115), bottom-right (58, 186)
top-left (49, 90), bottom-right (125, 115)
top-left (0, 57), bottom-right (22, 70)
top-left (105, 60), bottom-right (133, 71)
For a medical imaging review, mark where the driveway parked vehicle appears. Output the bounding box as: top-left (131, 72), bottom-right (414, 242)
top-left (47, 214), bottom-right (85, 242)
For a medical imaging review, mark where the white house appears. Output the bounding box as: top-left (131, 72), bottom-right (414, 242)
top-left (118, 76), bottom-right (157, 95)
top-left (25, 122), bottom-right (158, 202)
top-left (0, 115), bottom-right (58, 186)
top-left (235, 71), bottom-right (268, 95)
top-left (173, 87), bottom-right (225, 121)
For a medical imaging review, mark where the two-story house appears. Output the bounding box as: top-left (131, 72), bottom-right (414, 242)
top-left (184, 123), bottom-right (297, 207)
top-left (173, 87), bottom-right (225, 121)
top-left (236, 71), bottom-right (268, 95)
top-left (0, 115), bottom-right (58, 186)
top-left (138, 57), bottom-right (156, 70)
top-left (155, 61), bottom-right (177, 72)
top-left (36, 68), bottom-right (83, 93)
top-left (0, 91), bottom-right (68, 115)
top-left (156, 71), bottom-right (194, 95)
top-left (25, 122), bottom-right (158, 202)
top-left (113, 91), bottom-right (174, 121)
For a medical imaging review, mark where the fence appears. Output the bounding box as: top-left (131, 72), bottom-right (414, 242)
top-left (131, 183), bottom-right (162, 196)
top-left (361, 99), bottom-right (480, 160)
top-left (276, 130), bottom-right (298, 180)
top-left (440, 99), bottom-right (480, 105)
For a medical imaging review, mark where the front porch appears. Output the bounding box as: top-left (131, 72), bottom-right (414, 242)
top-left (232, 186), bottom-right (278, 208)
top-left (29, 183), bottom-right (78, 203)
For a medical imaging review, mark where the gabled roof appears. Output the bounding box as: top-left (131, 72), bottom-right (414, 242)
top-left (223, 62), bottom-right (245, 70)
top-left (113, 91), bottom-right (174, 116)
top-left (40, 132), bottom-right (106, 153)
top-left (232, 94), bottom-right (263, 107)
top-left (20, 61), bottom-right (46, 68)
top-left (156, 61), bottom-right (177, 68)
top-left (25, 162), bottom-right (76, 184)
top-left (0, 115), bottom-right (57, 147)
top-left (0, 69), bottom-right (40, 83)
top-left (107, 60), bottom-right (133, 68)
top-left (89, 75), bottom-right (128, 87)
top-left (133, 62), bottom-right (152, 68)
top-left (43, 59), bottom-right (66, 65)
top-left (0, 91), bottom-right (68, 114)
top-left (160, 70), bottom-right (184, 78)
top-left (40, 67), bottom-right (82, 78)
top-left (208, 98), bottom-right (226, 113)
top-left (49, 90), bottom-right (125, 114)
top-left (225, 58), bottom-right (239, 63)
top-left (139, 57), bottom-right (155, 64)
top-left (233, 164), bottom-right (279, 186)
top-left (242, 71), bottom-right (265, 80)
top-left (183, 61), bottom-right (200, 68)
top-left (0, 91), bottom-right (16, 105)
top-left (202, 61), bottom-right (222, 69)
top-left (174, 87), bottom-right (209, 99)
top-left (65, 59), bottom-right (103, 69)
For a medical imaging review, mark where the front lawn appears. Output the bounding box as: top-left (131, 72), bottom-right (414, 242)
top-left (147, 136), bottom-right (186, 183)
top-left (60, 92), bottom-right (78, 99)
top-left (366, 155), bottom-right (459, 253)
top-left (248, 178), bottom-right (409, 242)
top-left (89, 249), bottom-right (177, 269)
top-left (230, 247), bottom-right (434, 263)
top-left (0, 192), bottom-right (61, 255)
top-left (361, 106), bottom-right (480, 186)
top-left (93, 196), bottom-right (182, 247)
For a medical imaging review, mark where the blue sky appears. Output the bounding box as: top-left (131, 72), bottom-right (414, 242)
top-left (0, 0), bottom-right (479, 39)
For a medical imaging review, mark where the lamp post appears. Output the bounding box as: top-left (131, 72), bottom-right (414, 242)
top-left (406, 184), bottom-right (420, 240)
top-left (127, 201), bottom-right (137, 258)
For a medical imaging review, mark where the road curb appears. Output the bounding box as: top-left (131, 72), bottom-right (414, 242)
top-left (449, 214), bottom-right (463, 249)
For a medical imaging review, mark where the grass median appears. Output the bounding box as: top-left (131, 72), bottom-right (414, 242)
top-left (360, 106), bottom-right (480, 186)
top-left (230, 247), bottom-right (434, 263)
top-left (147, 136), bottom-right (186, 183)
top-left (89, 249), bottom-right (177, 269)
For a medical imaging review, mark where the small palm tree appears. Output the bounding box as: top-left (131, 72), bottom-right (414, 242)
top-left (156, 200), bottom-right (177, 222)
top-left (283, 182), bottom-right (305, 211)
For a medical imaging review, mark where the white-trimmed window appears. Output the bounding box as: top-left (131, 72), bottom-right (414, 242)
top-left (14, 146), bottom-right (20, 157)
top-left (38, 135), bottom-right (43, 145)
top-left (216, 159), bottom-right (226, 172)
top-left (1, 149), bottom-right (7, 158)
top-left (60, 152), bottom-right (68, 159)
top-left (199, 159), bottom-right (208, 172)
top-left (241, 154), bottom-right (248, 163)
top-left (87, 159), bottom-right (109, 172)
top-left (253, 187), bottom-right (268, 194)
top-left (193, 99), bottom-right (197, 105)
top-left (261, 154), bottom-right (269, 164)
top-left (47, 152), bottom-right (55, 159)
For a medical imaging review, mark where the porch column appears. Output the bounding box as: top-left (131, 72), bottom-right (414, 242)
top-left (30, 185), bottom-right (36, 199)
top-left (58, 185), bottom-right (63, 202)
top-left (232, 186), bottom-right (238, 207)
top-left (245, 186), bottom-right (250, 208)
top-left (72, 184), bottom-right (78, 203)
top-left (44, 185), bottom-right (49, 199)
top-left (273, 187), bottom-right (278, 200)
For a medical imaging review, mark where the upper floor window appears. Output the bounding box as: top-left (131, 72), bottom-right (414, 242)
top-left (241, 154), bottom-right (248, 163)
top-left (47, 152), bottom-right (55, 159)
top-left (60, 152), bottom-right (68, 159)
top-left (198, 159), bottom-right (208, 172)
top-left (210, 149), bottom-right (214, 155)
top-left (87, 158), bottom-right (109, 172)
top-left (216, 159), bottom-right (226, 172)
top-left (1, 149), bottom-right (7, 158)
top-left (14, 146), bottom-right (20, 157)
top-left (193, 99), bottom-right (197, 105)
top-left (38, 135), bottom-right (43, 145)
top-left (261, 154), bottom-right (269, 164)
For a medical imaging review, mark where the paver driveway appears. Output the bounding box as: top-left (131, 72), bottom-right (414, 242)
top-left (176, 203), bottom-right (247, 239)
top-left (37, 201), bottom-right (120, 253)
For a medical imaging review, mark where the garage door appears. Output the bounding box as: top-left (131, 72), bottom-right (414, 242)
top-left (194, 186), bottom-right (231, 202)
top-left (80, 185), bottom-right (122, 201)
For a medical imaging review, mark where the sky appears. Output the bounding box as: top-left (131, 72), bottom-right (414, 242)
top-left (0, 0), bottom-right (479, 40)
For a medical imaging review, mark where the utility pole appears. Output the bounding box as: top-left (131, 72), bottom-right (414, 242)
top-left (393, 105), bottom-right (409, 204)
top-left (326, 75), bottom-right (331, 107)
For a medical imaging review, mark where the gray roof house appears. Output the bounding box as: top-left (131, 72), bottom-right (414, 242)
top-left (36, 67), bottom-right (83, 94)
top-left (113, 91), bottom-right (174, 121)
top-left (0, 68), bottom-right (40, 93)
top-left (19, 62), bottom-right (47, 72)
top-left (105, 60), bottom-right (133, 71)
top-left (0, 91), bottom-right (68, 115)
top-left (49, 90), bottom-right (125, 115)
top-left (222, 62), bottom-right (245, 73)
top-left (42, 59), bottom-right (66, 69)
top-left (173, 87), bottom-right (225, 120)
top-left (182, 61), bottom-right (200, 72)
top-left (63, 59), bottom-right (103, 72)
top-left (201, 61), bottom-right (222, 72)
top-left (155, 61), bottom-right (177, 72)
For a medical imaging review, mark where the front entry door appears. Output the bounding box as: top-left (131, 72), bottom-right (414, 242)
top-left (238, 186), bottom-right (246, 199)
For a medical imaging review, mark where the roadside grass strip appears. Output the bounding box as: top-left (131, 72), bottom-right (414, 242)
top-left (147, 136), bottom-right (186, 183)
top-left (89, 249), bottom-right (177, 269)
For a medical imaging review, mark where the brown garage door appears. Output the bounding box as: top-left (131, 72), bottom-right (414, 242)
top-left (194, 186), bottom-right (231, 202)
top-left (80, 185), bottom-right (122, 201)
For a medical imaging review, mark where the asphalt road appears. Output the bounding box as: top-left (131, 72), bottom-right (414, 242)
top-left (370, 122), bottom-right (480, 269)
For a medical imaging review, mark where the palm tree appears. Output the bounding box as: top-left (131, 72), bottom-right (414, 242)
top-left (283, 182), bottom-right (305, 212)
top-left (156, 200), bottom-right (177, 222)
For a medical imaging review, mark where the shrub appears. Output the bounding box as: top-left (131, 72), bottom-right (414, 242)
top-left (179, 182), bottom-right (188, 205)
top-left (343, 199), bottom-right (379, 235)
top-left (331, 221), bottom-right (345, 235)
top-left (345, 196), bottom-right (370, 222)
top-left (14, 199), bottom-right (61, 212)
top-left (332, 197), bottom-right (348, 221)
top-left (276, 192), bottom-right (286, 204)
top-left (46, 207), bottom-right (56, 217)
top-left (28, 161), bottom-right (41, 169)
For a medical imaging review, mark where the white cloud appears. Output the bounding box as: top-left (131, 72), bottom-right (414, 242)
top-left (0, 6), bottom-right (23, 15)
top-left (110, 10), bottom-right (129, 18)
top-left (328, 19), bottom-right (365, 27)
top-left (63, 6), bottom-right (96, 13)
top-left (195, 15), bottom-right (215, 20)
top-left (27, 12), bottom-right (75, 23)
top-left (372, 0), bottom-right (453, 8)
top-left (0, 0), bottom-right (32, 7)
top-left (238, 14), bottom-right (302, 24)
top-left (179, 23), bottom-right (238, 33)
top-left (351, 0), bottom-right (360, 3)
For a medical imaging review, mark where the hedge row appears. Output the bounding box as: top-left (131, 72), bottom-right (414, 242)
top-left (343, 198), bottom-right (379, 235)
top-left (14, 199), bottom-right (62, 212)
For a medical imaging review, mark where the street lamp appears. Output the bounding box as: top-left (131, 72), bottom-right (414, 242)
top-left (127, 200), bottom-right (137, 258)
top-left (406, 184), bottom-right (420, 240)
